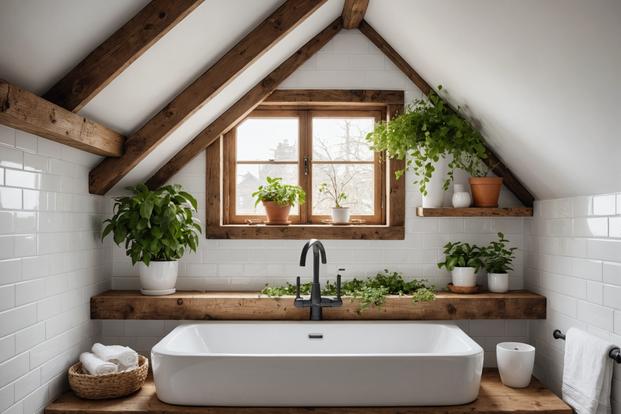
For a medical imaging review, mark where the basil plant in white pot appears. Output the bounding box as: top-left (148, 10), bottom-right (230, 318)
top-left (437, 241), bottom-right (483, 288)
top-left (102, 184), bottom-right (201, 296)
top-left (482, 232), bottom-right (517, 293)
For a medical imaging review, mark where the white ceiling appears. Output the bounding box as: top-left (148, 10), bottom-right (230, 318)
top-left (1, 0), bottom-right (619, 199)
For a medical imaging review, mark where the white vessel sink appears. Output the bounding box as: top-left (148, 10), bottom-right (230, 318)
top-left (152, 322), bottom-right (483, 406)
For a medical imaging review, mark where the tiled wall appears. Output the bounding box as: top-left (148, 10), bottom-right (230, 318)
top-left (0, 125), bottom-right (110, 414)
top-left (526, 194), bottom-right (621, 411)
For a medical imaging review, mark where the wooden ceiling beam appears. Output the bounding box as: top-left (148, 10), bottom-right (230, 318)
top-left (44, 0), bottom-right (203, 112)
top-left (358, 20), bottom-right (535, 207)
top-left (0, 81), bottom-right (124, 157)
top-left (342, 0), bottom-right (369, 29)
top-left (146, 18), bottom-right (343, 190)
top-left (264, 89), bottom-right (404, 105)
top-left (89, 0), bottom-right (327, 195)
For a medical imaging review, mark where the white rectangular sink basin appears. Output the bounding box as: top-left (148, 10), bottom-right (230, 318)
top-left (152, 322), bottom-right (483, 407)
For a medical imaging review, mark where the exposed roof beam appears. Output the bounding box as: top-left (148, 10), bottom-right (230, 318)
top-left (0, 81), bottom-right (124, 157)
top-left (342, 0), bottom-right (369, 29)
top-left (359, 20), bottom-right (534, 207)
top-left (264, 89), bottom-right (404, 105)
top-left (89, 0), bottom-right (327, 195)
top-left (146, 18), bottom-right (343, 190)
top-left (44, 0), bottom-right (203, 112)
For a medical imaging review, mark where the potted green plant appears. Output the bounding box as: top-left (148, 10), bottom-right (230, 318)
top-left (318, 182), bottom-right (349, 224)
top-left (481, 232), bottom-right (517, 293)
top-left (366, 86), bottom-right (497, 208)
top-left (437, 241), bottom-right (483, 287)
top-left (252, 176), bottom-right (306, 224)
top-left (102, 184), bottom-right (201, 296)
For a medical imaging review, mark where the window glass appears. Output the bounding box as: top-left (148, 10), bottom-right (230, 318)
top-left (236, 118), bottom-right (298, 161)
top-left (312, 118), bottom-right (375, 161)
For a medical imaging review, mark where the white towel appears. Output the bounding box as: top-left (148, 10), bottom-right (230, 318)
top-left (562, 327), bottom-right (614, 414)
top-left (92, 343), bottom-right (138, 370)
top-left (79, 352), bottom-right (118, 376)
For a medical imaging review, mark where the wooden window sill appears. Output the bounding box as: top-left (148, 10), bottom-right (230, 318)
top-left (206, 224), bottom-right (404, 240)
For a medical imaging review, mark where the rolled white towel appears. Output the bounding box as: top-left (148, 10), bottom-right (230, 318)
top-left (79, 352), bottom-right (118, 376)
top-left (92, 343), bottom-right (139, 370)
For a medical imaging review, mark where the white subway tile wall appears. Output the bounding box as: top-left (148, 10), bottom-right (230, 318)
top-left (526, 195), bottom-right (621, 412)
top-left (0, 126), bottom-right (110, 414)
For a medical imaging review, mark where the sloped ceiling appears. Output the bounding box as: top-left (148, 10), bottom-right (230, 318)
top-left (1, 0), bottom-right (619, 199)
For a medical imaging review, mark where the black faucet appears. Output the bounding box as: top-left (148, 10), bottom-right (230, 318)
top-left (294, 239), bottom-right (342, 320)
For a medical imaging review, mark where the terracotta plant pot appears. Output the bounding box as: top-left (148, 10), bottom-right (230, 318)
top-left (263, 201), bottom-right (291, 224)
top-left (469, 177), bottom-right (503, 207)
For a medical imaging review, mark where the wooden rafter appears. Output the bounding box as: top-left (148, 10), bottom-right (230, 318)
top-left (145, 18), bottom-right (343, 190)
top-left (264, 89), bottom-right (404, 105)
top-left (88, 0), bottom-right (327, 195)
top-left (0, 81), bottom-right (124, 157)
top-left (359, 20), bottom-right (535, 207)
top-left (44, 0), bottom-right (203, 112)
top-left (342, 0), bottom-right (369, 29)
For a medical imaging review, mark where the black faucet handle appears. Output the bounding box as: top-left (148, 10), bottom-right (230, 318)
top-left (295, 276), bottom-right (301, 299)
top-left (336, 274), bottom-right (341, 300)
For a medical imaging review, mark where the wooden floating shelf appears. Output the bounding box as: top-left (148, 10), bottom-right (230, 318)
top-left (416, 207), bottom-right (533, 217)
top-left (90, 290), bottom-right (546, 321)
top-left (45, 370), bottom-right (571, 414)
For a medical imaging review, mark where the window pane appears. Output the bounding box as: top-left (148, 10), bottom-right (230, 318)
top-left (312, 164), bottom-right (374, 215)
top-left (312, 117), bottom-right (375, 161)
top-left (237, 118), bottom-right (298, 161)
top-left (236, 164), bottom-right (299, 215)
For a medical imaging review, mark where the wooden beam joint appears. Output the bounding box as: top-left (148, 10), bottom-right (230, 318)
top-left (342, 0), bottom-right (369, 29)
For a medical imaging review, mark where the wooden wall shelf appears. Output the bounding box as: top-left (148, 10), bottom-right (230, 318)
top-left (45, 370), bottom-right (571, 413)
top-left (90, 290), bottom-right (546, 320)
top-left (416, 207), bottom-right (533, 217)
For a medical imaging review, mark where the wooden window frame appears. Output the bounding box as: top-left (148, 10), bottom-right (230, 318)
top-left (206, 90), bottom-right (405, 240)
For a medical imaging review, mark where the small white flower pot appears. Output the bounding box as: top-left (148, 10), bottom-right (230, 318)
top-left (331, 207), bottom-right (351, 224)
top-left (452, 184), bottom-right (472, 208)
top-left (451, 267), bottom-right (477, 287)
top-left (421, 157), bottom-right (448, 208)
top-left (496, 342), bottom-right (535, 388)
top-left (137, 261), bottom-right (178, 296)
top-left (488, 273), bottom-right (509, 293)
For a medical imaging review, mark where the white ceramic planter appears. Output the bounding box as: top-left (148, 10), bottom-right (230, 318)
top-left (452, 184), bottom-right (472, 208)
top-left (421, 157), bottom-right (448, 208)
top-left (496, 342), bottom-right (535, 388)
top-left (451, 267), bottom-right (477, 287)
top-left (488, 273), bottom-right (509, 293)
top-left (138, 261), bottom-right (179, 296)
top-left (331, 207), bottom-right (351, 224)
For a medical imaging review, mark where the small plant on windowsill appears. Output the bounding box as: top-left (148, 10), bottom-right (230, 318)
top-left (318, 181), bottom-right (350, 224)
top-left (252, 176), bottom-right (306, 225)
top-left (437, 240), bottom-right (483, 289)
top-left (481, 232), bottom-right (517, 293)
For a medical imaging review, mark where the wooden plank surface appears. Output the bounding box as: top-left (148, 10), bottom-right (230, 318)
top-left (88, 0), bottom-right (327, 195)
top-left (45, 370), bottom-right (571, 414)
top-left (0, 81), bottom-right (124, 156)
top-left (91, 290), bottom-right (546, 320)
top-left (342, 0), bottom-right (370, 29)
top-left (43, 0), bottom-right (203, 112)
top-left (205, 224), bottom-right (405, 240)
top-left (417, 207), bottom-right (534, 217)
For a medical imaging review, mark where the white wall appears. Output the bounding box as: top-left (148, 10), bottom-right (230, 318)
top-left (526, 193), bottom-right (621, 412)
top-left (0, 126), bottom-right (110, 414)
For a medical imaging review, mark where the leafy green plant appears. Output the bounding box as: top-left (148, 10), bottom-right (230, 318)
top-left (252, 176), bottom-right (306, 207)
top-left (481, 232), bottom-right (517, 273)
top-left (261, 270), bottom-right (435, 311)
top-left (366, 86), bottom-right (489, 195)
top-left (318, 182), bottom-right (347, 208)
top-left (102, 184), bottom-right (201, 266)
top-left (437, 241), bottom-right (483, 272)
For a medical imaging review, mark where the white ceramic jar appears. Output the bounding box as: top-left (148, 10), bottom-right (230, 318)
top-left (138, 261), bottom-right (179, 296)
top-left (451, 267), bottom-right (477, 287)
top-left (331, 207), bottom-right (351, 224)
top-left (488, 273), bottom-right (509, 293)
top-left (421, 157), bottom-right (448, 208)
top-left (496, 342), bottom-right (535, 388)
top-left (452, 184), bottom-right (472, 208)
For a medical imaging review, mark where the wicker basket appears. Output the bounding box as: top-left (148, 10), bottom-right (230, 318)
top-left (68, 355), bottom-right (149, 399)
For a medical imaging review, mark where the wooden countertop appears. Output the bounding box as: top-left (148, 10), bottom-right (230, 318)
top-left (91, 290), bottom-right (546, 320)
top-left (45, 370), bottom-right (571, 414)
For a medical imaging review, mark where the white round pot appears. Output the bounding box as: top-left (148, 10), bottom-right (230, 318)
top-left (421, 157), bottom-right (448, 208)
top-left (451, 267), bottom-right (477, 287)
top-left (488, 273), bottom-right (509, 293)
top-left (452, 184), bottom-right (472, 208)
top-left (497, 342), bottom-right (535, 388)
top-left (331, 207), bottom-right (351, 224)
top-left (138, 261), bottom-right (178, 296)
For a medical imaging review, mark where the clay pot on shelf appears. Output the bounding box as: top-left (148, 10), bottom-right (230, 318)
top-left (469, 177), bottom-right (503, 207)
top-left (331, 207), bottom-right (351, 224)
top-left (487, 272), bottom-right (509, 293)
top-left (263, 201), bottom-right (292, 224)
top-left (138, 261), bottom-right (178, 296)
top-left (451, 267), bottom-right (477, 287)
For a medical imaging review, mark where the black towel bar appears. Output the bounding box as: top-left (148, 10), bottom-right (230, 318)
top-left (553, 329), bottom-right (621, 363)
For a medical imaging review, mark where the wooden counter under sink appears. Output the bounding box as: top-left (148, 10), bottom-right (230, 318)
top-left (90, 290), bottom-right (546, 320)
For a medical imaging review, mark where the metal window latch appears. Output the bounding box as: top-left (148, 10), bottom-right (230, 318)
top-left (303, 156), bottom-right (309, 176)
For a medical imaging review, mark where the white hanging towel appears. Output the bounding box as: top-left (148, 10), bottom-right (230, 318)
top-left (79, 352), bottom-right (118, 376)
top-left (562, 327), bottom-right (614, 414)
top-left (92, 343), bottom-right (139, 370)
